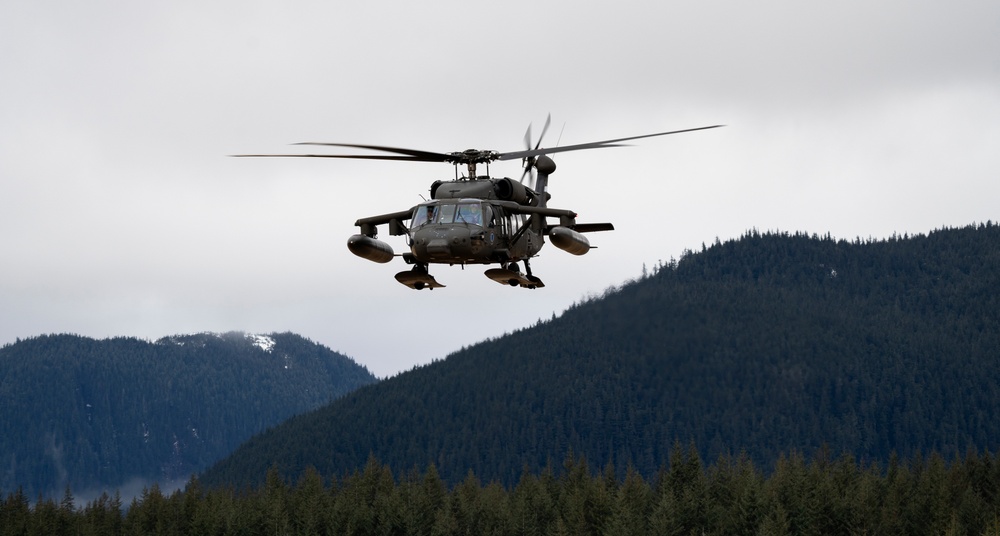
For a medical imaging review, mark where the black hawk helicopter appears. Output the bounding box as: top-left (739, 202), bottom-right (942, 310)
top-left (235, 118), bottom-right (721, 290)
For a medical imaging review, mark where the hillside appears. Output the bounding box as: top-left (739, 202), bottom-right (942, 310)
top-left (201, 223), bottom-right (1000, 489)
top-left (0, 331), bottom-right (377, 497)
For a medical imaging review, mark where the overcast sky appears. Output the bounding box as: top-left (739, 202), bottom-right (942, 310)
top-left (2, 1), bottom-right (998, 377)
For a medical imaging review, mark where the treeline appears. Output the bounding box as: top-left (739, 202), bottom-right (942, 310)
top-left (5, 447), bottom-right (1000, 536)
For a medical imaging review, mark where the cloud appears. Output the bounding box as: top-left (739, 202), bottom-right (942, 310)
top-left (1, 0), bottom-right (997, 377)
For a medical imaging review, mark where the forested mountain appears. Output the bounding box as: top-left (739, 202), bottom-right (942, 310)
top-left (202, 223), bottom-right (1000, 489)
top-left (0, 332), bottom-right (377, 498)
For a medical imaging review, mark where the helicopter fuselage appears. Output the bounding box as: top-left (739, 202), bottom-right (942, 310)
top-left (346, 176), bottom-right (601, 275)
top-left (405, 198), bottom-right (540, 266)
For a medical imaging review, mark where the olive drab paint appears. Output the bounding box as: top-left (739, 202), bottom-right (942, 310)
top-left (233, 119), bottom-right (722, 289)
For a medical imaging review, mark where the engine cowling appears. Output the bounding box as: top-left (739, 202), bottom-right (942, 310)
top-left (549, 226), bottom-right (591, 255)
top-left (347, 234), bottom-right (394, 263)
top-left (493, 177), bottom-right (531, 205)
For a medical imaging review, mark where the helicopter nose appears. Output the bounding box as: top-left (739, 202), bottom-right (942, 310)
top-left (426, 238), bottom-right (451, 257)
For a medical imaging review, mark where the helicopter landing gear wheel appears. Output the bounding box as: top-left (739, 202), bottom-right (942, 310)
top-left (394, 264), bottom-right (445, 290)
top-left (484, 261), bottom-right (545, 288)
top-left (506, 263), bottom-right (520, 285)
top-left (523, 259), bottom-right (544, 289)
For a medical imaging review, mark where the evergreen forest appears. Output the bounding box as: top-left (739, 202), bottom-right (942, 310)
top-left (5, 224), bottom-right (1000, 535)
top-left (0, 332), bottom-right (377, 498)
top-left (4, 447), bottom-right (1000, 536)
top-left (203, 224), bottom-right (1000, 490)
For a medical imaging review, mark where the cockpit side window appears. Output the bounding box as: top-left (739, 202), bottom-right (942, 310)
top-left (412, 205), bottom-right (437, 227)
top-left (483, 204), bottom-right (495, 227)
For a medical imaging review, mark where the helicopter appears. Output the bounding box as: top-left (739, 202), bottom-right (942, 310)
top-left (234, 118), bottom-right (722, 290)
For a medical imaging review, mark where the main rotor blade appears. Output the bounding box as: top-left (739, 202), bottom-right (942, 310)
top-left (230, 153), bottom-right (440, 161)
top-left (497, 124), bottom-right (724, 161)
top-left (231, 142), bottom-right (450, 162)
top-left (232, 123), bottom-right (723, 165)
top-left (292, 142), bottom-right (452, 162)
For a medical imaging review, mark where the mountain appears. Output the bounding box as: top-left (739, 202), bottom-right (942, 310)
top-left (201, 223), bottom-right (1000, 489)
top-left (0, 331), bottom-right (377, 498)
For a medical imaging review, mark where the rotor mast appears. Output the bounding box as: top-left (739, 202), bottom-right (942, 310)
top-left (447, 149), bottom-right (500, 180)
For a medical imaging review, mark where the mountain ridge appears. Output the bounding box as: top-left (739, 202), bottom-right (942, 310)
top-left (201, 223), bottom-right (1000, 488)
top-left (0, 331), bottom-right (377, 498)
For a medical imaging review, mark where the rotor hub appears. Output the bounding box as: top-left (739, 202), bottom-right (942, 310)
top-left (447, 149), bottom-right (501, 165)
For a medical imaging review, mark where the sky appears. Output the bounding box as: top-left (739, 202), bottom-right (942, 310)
top-left (2, 0), bottom-right (998, 378)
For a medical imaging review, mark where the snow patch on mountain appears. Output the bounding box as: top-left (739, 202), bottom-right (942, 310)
top-left (248, 333), bottom-right (275, 353)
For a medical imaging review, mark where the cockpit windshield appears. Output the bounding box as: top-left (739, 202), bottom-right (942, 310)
top-left (412, 202), bottom-right (484, 227)
top-left (455, 203), bottom-right (483, 225)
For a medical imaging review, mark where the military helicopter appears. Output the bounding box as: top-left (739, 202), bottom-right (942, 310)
top-left (235, 118), bottom-right (721, 290)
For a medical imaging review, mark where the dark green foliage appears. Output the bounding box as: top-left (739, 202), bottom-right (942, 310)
top-left (7, 449), bottom-right (1000, 535)
top-left (202, 224), bottom-right (1000, 490)
top-left (0, 331), bottom-right (377, 498)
